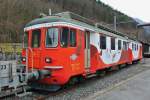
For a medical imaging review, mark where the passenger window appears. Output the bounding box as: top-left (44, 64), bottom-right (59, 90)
top-left (132, 43), bottom-right (134, 50)
top-left (137, 44), bottom-right (138, 50)
top-left (134, 44), bottom-right (136, 51)
top-left (60, 27), bottom-right (69, 47)
top-left (135, 44), bottom-right (137, 51)
top-left (118, 40), bottom-right (121, 50)
top-left (31, 29), bottom-right (41, 48)
top-left (123, 41), bottom-right (127, 50)
top-left (100, 35), bottom-right (106, 49)
top-left (70, 29), bottom-right (76, 47)
top-left (111, 38), bottom-right (115, 50)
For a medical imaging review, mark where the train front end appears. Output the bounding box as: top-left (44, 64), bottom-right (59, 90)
top-left (21, 16), bottom-right (84, 90)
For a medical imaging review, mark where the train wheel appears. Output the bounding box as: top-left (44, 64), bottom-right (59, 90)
top-left (96, 70), bottom-right (106, 77)
top-left (118, 65), bottom-right (122, 69)
top-left (64, 77), bottom-right (78, 88)
top-left (69, 77), bottom-right (78, 85)
top-left (77, 76), bottom-right (85, 83)
top-left (137, 59), bottom-right (142, 64)
top-left (105, 66), bottom-right (119, 72)
top-left (112, 65), bottom-right (119, 71)
top-left (119, 64), bottom-right (127, 69)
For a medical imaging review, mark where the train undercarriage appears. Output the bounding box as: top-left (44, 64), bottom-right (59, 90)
top-left (0, 59), bottom-right (50, 98)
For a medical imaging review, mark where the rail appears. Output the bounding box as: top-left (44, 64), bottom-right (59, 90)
top-left (144, 52), bottom-right (150, 58)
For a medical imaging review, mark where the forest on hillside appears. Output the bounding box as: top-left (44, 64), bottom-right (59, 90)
top-left (0, 0), bottom-right (140, 43)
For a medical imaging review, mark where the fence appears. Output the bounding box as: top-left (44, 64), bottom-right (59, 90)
top-left (0, 43), bottom-right (22, 61)
top-left (0, 43), bottom-right (22, 53)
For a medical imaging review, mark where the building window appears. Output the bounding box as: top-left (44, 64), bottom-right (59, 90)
top-left (46, 28), bottom-right (58, 47)
top-left (118, 40), bottom-right (121, 50)
top-left (111, 38), bottom-right (115, 50)
top-left (60, 27), bottom-right (69, 47)
top-left (100, 35), bottom-right (106, 49)
top-left (70, 29), bottom-right (76, 47)
top-left (31, 29), bottom-right (41, 48)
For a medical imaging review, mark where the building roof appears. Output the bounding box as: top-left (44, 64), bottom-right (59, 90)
top-left (137, 23), bottom-right (150, 27)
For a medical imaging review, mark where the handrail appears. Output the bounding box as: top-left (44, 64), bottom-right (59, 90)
top-left (25, 47), bottom-right (34, 81)
top-left (27, 47), bottom-right (34, 72)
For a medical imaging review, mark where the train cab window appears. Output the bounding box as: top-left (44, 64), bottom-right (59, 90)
top-left (60, 27), bottom-right (69, 47)
top-left (31, 29), bottom-right (41, 48)
top-left (100, 35), bottom-right (106, 49)
top-left (70, 29), bottom-right (76, 47)
top-left (23, 32), bottom-right (28, 48)
top-left (46, 28), bottom-right (58, 47)
top-left (111, 38), bottom-right (115, 50)
top-left (118, 40), bottom-right (121, 50)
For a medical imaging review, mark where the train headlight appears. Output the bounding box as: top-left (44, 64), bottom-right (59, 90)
top-left (22, 57), bottom-right (26, 62)
top-left (45, 57), bottom-right (52, 63)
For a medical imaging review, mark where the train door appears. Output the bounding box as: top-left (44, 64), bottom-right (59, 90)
top-left (84, 31), bottom-right (90, 70)
top-left (29, 29), bottom-right (41, 69)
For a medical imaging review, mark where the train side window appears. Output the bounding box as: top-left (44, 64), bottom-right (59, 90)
top-left (123, 41), bottom-right (127, 50)
top-left (132, 43), bottom-right (134, 50)
top-left (111, 38), bottom-right (115, 50)
top-left (100, 35), bottom-right (106, 49)
top-left (135, 44), bottom-right (137, 51)
top-left (23, 32), bottom-right (28, 48)
top-left (31, 29), bottom-right (41, 48)
top-left (134, 44), bottom-right (136, 51)
top-left (123, 41), bottom-right (125, 50)
top-left (70, 29), bottom-right (76, 47)
top-left (137, 44), bottom-right (138, 50)
top-left (118, 40), bottom-right (121, 50)
top-left (126, 42), bottom-right (128, 50)
top-left (60, 27), bottom-right (69, 47)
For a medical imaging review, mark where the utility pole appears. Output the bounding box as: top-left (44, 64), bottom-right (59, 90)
top-left (114, 15), bottom-right (117, 31)
top-left (49, 9), bottom-right (52, 16)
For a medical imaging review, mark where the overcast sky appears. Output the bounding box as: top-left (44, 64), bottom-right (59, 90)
top-left (100, 0), bottom-right (150, 23)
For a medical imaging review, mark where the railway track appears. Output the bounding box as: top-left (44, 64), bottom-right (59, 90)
top-left (3, 58), bottom-right (150, 100)
top-left (26, 59), bottom-right (150, 100)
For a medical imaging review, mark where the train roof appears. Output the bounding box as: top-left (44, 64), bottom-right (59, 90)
top-left (25, 12), bottom-right (140, 43)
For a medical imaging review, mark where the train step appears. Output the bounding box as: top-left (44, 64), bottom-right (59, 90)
top-left (86, 74), bottom-right (97, 79)
top-left (16, 86), bottom-right (32, 97)
top-left (17, 92), bottom-right (32, 97)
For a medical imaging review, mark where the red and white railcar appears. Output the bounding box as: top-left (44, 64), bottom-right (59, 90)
top-left (22, 12), bottom-right (142, 90)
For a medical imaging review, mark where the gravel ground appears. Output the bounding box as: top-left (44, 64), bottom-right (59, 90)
top-left (27, 58), bottom-right (150, 100)
top-left (3, 58), bottom-right (150, 100)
